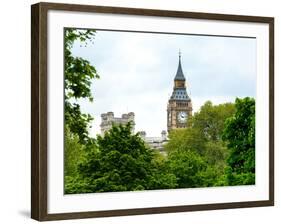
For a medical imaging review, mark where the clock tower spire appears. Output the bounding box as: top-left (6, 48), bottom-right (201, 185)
top-left (167, 52), bottom-right (192, 132)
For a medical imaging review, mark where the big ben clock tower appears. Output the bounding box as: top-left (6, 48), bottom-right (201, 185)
top-left (167, 52), bottom-right (192, 132)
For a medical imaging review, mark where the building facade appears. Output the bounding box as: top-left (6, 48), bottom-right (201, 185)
top-left (99, 112), bottom-right (167, 152)
top-left (139, 130), bottom-right (168, 154)
top-left (167, 53), bottom-right (192, 132)
top-left (100, 112), bottom-right (135, 135)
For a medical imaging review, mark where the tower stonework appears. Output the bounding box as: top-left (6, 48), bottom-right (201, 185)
top-left (167, 53), bottom-right (192, 132)
top-left (100, 112), bottom-right (135, 135)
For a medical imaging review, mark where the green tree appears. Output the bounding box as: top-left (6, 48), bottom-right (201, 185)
top-left (202, 141), bottom-right (229, 186)
top-left (64, 28), bottom-right (99, 142)
top-left (192, 101), bottom-right (235, 141)
top-left (165, 128), bottom-right (206, 155)
top-left (204, 141), bottom-right (228, 166)
top-left (64, 125), bottom-right (95, 194)
top-left (64, 125), bottom-right (85, 177)
top-left (167, 150), bottom-right (206, 188)
top-left (165, 101), bottom-right (235, 187)
top-left (147, 150), bottom-right (178, 189)
top-left (166, 101), bottom-right (235, 165)
top-left (70, 123), bottom-right (177, 193)
top-left (223, 97), bottom-right (255, 185)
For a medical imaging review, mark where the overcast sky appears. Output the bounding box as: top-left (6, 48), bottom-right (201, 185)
top-left (70, 29), bottom-right (256, 137)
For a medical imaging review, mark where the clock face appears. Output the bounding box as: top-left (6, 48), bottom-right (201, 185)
top-left (177, 111), bottom-right (188, 123)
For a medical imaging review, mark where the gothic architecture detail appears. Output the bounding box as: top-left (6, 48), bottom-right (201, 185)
top-left (100, 112), bottom-right (135, 135)
top-left (139, 130), bottom-right (168, 154)
top-left (167, 52), bottom-right (192, 132)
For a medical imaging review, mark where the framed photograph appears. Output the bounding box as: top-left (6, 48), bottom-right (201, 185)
top-left (31, 2), bottom-right (274, 221)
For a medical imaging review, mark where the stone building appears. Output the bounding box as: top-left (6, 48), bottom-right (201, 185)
top-left (167, 52), bottom-right (192, 132)
top-left (139, 130), bottom-right (168, 153)
top-left (100, 112), bottom-right (135, 135)
top-left (99, 112), bottom-right (167, 153)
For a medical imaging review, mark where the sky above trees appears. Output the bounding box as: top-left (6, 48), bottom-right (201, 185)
top-left (70, 30), bottom-right (256, 137)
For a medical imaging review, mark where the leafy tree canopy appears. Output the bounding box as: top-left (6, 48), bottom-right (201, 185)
top-left (65, 123), bottom-right (177, 193)
top-left (167, 149), bottom-right (206, 188)
top-left (223, 97), bottom-right (255, 185)
top-left (191, 101), bottom-right (235, 141)
top-left (64, 125), bottom-right (86, 177)
top-left (64, 28), bottom-right (99, 142)
top-left (165, 101), bottom-right (236, 187)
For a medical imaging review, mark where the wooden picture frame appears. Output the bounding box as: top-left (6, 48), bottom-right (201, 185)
top-left (31, 2), bottom-right (274, 221)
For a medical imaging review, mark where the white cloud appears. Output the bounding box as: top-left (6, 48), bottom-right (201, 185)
top-left (71, 30), bottom-right (256, 138)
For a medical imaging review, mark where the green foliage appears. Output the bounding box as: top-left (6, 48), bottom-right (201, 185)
top-left (165, 101), bottom-right (236, 187)
top-left (64, 28), bottom-right (99, 142)
top-left (65, 102), bottom-right (93, 143)
top-left (147, 151), bottom-right (178, 189)
top-left (204, 141), bottom-right (228, 168)
top-left (65, 176), bottom-right (93, 194)
top-left (167, 150), bottom-right (206, 188)
top-left (64, 125), bottom-right (97, 194)
top-left (165, 98), bottom-right (255, 188)
top-left (64, 96), bottom-right (255, 194)
top-left (64, 125), bottom-right (85, 177)
top-left (191, 101), bottom-right (235, 141)
top-left (223, 97), bottom-right (255, 185)
top-left (166, 128), bottom-right (206, 155)
top-left (64, 28), bottom-right (100, 193)
top-left (67, 123), bottom-right (177, 193)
